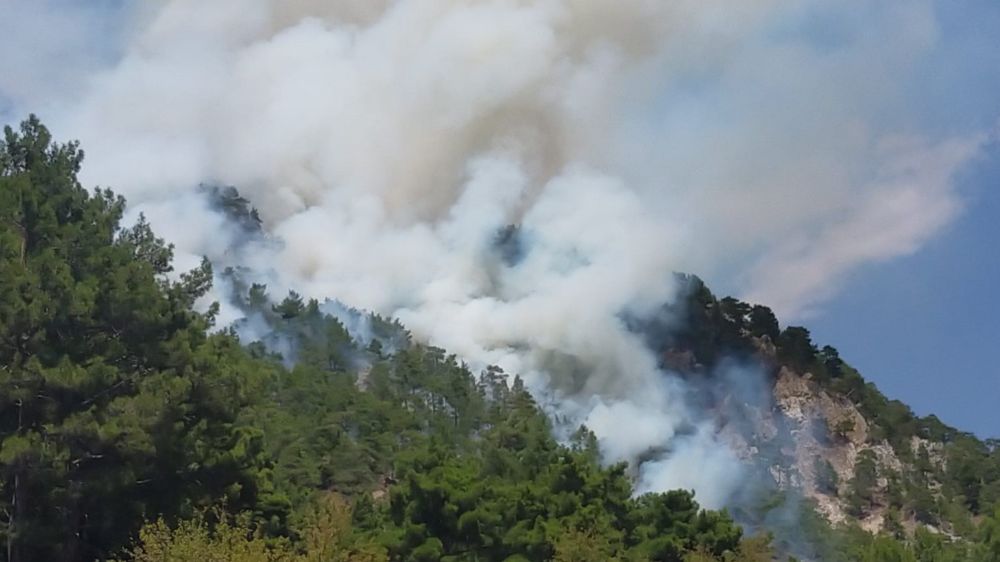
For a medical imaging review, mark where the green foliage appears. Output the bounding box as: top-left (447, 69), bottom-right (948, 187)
top-left (117, 514), bottom-right (288, 562)
top-left (776, 327), bottom-right (817, 373)
top-left (224, 282), bottom-right (747, 562)
top-left (201, 184), bottom-right (263, 234)
top-left (747, 306), bottom-right (779, 341)
top-left (116, 494), bottom-right (386, 562)
top-left (814, 458), bottom-right (839, 496)
top-left (0, 116), bottom-right (275, 561)
top-left (642, 275), bottom-right (761, 369)
top-left (856, 535), bottom-right (918, 562)
top-left (817, 346), bottom-right (843, 378)
top-left (831, 417), bottom-right (856, 441)
top-left (656, 272), bottom-right (1000, 534)
top-left (979, 506), bottom-right (1000, 561)
top-left (4, 117), bottom-right (1000, 562)
top-left (847, 450), bottom-right (879, 517)
top-left (552, 528), bottom-right (623, 562)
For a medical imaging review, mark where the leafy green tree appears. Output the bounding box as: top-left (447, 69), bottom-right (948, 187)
top-left (883, 507), bottom-right (905, 540)
top-left (855, 536), bottom-right (916, 562)
top-left (274, 291), bottom-right (306, 320)
top-left (116, 513), bottom-right (289, 562)
top-left (117, 494), bottom-right (385, 562)
top-left (814, 458), bottom-right (839, 496)
top-left (847, 450), bottom-right (879, 517)
top-left (733, 534), bottom-right (776, 562)
top-left (630, 490), bottom-right (741, 561)
top-left (831, 417), bottom-right (856, 442)
top-left (552, 528), bottom-right (623, 562)
top-left (747, 305), bottom-right (780, 341)
top-left (776, 327), bottom-right (817, 372)
top-left (0, 116), bottom-right (271, 561)
top-left (978, 506), bottom-right (1000, 562)
top-left (909, 482), bottom-right (940, 526)
top-left (719, 298), bottom-right (751, 329)
top-left (945, 437), bottom-right (988, 513)
top-left (818, 345), bottom-right (843, 378)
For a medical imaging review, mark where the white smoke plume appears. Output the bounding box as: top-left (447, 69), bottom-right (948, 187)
top-left (3, 0), bottom-right (992, 507)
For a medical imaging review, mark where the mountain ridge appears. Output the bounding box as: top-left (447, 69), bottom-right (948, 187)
top-left (186, 148), bottom-right (1000, 558)
top-left (2, 116), bottom-right (998, 561)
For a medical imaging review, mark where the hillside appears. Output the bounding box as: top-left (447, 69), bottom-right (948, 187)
top-left (650, 275), bottom-right (1000, 557)
top-left (2, 118), bottom-right (1000, 562)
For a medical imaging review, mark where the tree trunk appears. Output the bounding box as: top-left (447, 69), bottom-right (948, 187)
top-left (7, 400), bottom-right (22, 562)
top-left (8, 220), bottom-right (27, 267)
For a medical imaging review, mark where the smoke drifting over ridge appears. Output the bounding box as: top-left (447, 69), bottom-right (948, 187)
top-left (4, 0), bottom-right (991, 506)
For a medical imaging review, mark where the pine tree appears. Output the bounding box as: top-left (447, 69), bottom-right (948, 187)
top-left (0, 116), bottom-right (271, 560)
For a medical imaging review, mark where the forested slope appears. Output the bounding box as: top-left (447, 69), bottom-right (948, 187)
top-left (661, 274), bottom-right (1000, 525)
top-left (2, 118), bottom-right (999, 562)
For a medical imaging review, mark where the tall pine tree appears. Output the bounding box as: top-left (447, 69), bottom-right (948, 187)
top-left (0, 116), bottom-right (269, 561)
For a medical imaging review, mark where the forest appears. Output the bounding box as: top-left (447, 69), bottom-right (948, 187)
top-left (2, 117), bottom-right (1000, 562)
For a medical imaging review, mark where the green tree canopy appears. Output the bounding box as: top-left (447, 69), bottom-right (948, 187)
top-left (0, 116), bottom-right (272, 561)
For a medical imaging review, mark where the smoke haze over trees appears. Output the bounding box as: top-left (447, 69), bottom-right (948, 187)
top-left (4, 0), bottom-right (989, 512)
top-left (3, 117), bottom-right (1000, 561)
top-left (1, 1), bottom-right (999, 561)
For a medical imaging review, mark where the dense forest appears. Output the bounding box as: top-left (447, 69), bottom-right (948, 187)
top-left (2, 117), bottom-right (999, 562)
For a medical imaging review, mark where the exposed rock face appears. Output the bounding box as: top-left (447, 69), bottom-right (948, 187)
top-left (726, 363), bottom-right (913, 533)
top-left (649, 294), bottom-right (970, 540)
top-left (771, 367), bottom-right (904, 531)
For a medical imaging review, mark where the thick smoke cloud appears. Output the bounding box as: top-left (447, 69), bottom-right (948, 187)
top-left (5, 0), bottom-right (992, 507)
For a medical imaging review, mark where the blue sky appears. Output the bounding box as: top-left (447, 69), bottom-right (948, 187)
top-left (804, 0), bottom-right (1000, 438)
top-left (810, 138), bottom-right (1000, 438)
top-left (1, 0), bottom-right (998, 439)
